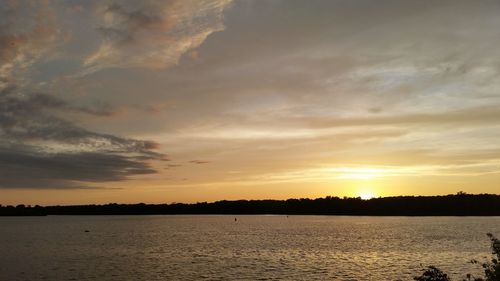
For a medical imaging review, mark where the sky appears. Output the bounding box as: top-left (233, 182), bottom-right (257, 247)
top-left (2, 0), bottom-right (500, 205)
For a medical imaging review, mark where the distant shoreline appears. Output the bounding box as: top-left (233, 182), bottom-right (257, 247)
top-left (2, 193), bottom-right (500, 216)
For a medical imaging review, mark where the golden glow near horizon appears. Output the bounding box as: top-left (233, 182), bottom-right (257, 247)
top-left (1, 1), bottom-right (500, 205)
top-left (359, 192), bottom-right (376, 200)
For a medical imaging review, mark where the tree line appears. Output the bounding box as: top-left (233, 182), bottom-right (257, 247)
top-left (2, 192), bottom-right (500, 216)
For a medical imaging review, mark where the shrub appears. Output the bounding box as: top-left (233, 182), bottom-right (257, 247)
top-left (414, 266), bottom-right (450, 281)
top-left (415, 234), bottom-right (500, 281)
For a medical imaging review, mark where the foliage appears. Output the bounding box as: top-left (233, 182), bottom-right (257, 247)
top-left (3, 194), bottom-right (500, 215)
top-left (414, 266), bottom-right (450, 281)
top-left (415, 234), bottom-right (500, 281)
top-left (463, 233), bottom-right (500, 281)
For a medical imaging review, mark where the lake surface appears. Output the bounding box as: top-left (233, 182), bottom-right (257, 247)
top-left (1, 215), bottom-right (499, 281)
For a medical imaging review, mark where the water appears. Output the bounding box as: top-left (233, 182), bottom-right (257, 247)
top-left (1, 215), bottom-right (499, 281)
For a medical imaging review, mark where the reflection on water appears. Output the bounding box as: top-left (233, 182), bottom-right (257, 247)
top-left (1, 215), bottom-right (499, 280)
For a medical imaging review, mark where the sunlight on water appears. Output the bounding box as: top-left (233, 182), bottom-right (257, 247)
top-left (1, 216), bottom-right (498, 281)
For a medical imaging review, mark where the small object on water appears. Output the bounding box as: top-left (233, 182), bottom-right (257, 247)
top-left (84, 230), bottom-right (90, 232)
top-left (234, 218), bottom-right (237, 222)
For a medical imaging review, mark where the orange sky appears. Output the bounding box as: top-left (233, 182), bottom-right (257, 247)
top-left (1, 0), bottom-right (500, 205)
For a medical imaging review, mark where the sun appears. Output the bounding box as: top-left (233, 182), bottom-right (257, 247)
top-left (358, 188), bottom-right (378, 200)
top-left (360, 192), bottom-right (375, 200)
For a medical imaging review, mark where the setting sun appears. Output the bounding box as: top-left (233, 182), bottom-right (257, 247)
top-left (359, 190), bottom-right (377, 200)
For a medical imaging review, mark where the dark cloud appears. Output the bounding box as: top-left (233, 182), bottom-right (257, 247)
top-left (96, 3), bottom-right (162, 45)
top-left (0, 84), bottom-right (164, 189)
top-left (1, 89), bottom-right (114, 117)
top-left (189, 160), bottom-right (210, 164)
top-left (0, 145), bottom-right (156, 189)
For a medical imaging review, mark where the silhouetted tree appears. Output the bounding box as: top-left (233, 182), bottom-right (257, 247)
top-left (415, 234), bottom-right (500, 281)
top-left (463, 233), bottom-right (500, 281)
top-left (414, 266), bottom-right (450, 281)
top-left (3, 194), bottom-right (500, 215)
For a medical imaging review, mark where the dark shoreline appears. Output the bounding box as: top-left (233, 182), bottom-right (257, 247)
top-left (2, 193), bottom-right (500, 216)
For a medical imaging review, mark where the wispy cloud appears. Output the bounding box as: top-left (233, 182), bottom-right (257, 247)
top-left (189, 160), bottom-right (210, 164)
top-left (83, 0), bottom-right (232, 74)
top-left (0, 1), bottom-right (57, 90)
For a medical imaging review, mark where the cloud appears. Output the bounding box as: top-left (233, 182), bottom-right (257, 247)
top-left (1, 90), bottom-right (114, 117)
top-left (0, 146), bottom-right (156, 189)
top-left (0, 1), bottom-right (57, 90)
top-left (3, 0), bottom-right (500, 195)
top-left (0, 86), bottom-right (165, 189)
top-left (168, 164), bottom-right (182, 167)
top-left (0, 2), bottom-right (166, 189)
top-left (299, 105), bottom-right (500, 129)
top-left (189, 160), bottom-right (210, 164)
top-left (83, 0), bottom-right (232, 73)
